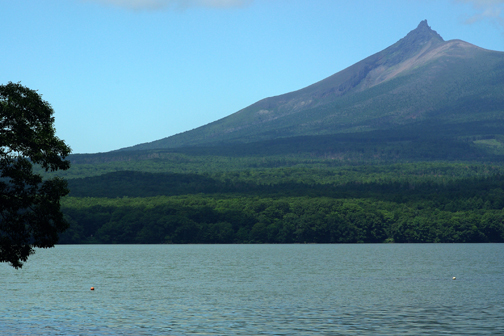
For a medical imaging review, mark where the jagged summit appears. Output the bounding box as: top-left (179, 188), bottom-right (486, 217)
top-left (379, 20), bottom-right (445, 69)
top-left (409, 20), bottom-right (444, 43)
top-left (395, 20), bottom-right (444, 51)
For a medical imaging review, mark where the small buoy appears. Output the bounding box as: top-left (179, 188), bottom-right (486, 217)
top-left (90, 287), bottom-right (95, 290)
top-left (452, 277), bottom-right (456, 280)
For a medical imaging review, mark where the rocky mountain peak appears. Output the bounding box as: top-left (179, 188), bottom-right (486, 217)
top-left (405, 20), bottom-right (444, 44)
top-left (377, 20), bottom-right (445, 69)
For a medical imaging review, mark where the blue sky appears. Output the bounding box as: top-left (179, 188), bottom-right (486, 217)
top-left (1, 0), bottom-right (503, 154)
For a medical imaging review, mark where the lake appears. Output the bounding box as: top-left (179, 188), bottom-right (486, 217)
top-left (1, 244), bottom-right (503, 335)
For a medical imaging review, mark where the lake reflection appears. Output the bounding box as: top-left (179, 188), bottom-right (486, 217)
top-left (1, 244), bottom-right (503, 335)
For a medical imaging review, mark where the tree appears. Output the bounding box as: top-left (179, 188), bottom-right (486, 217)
top-left (0, 82), bottom-right (71, 268)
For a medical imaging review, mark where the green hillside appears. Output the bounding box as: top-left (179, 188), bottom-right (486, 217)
top-left (37, 152), bottom-right (504, 245)
top-left (58, 159), bottom-right (504, 244)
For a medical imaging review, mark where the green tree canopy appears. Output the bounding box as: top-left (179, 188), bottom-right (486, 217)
top-left (0, 82), bottom-right (71, 268)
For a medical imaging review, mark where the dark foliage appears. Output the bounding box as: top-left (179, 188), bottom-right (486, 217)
top-left (0, 82), bottom-right (71, 268)
top-left (60, 162), bottom-right (504, 245)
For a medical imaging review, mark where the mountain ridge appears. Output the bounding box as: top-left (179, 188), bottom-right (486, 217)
top-left (119, 20), bottom-right (504, 154)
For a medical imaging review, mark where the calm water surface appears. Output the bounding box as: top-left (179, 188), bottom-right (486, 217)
top-left (1, 244), bottom-right (503, 335)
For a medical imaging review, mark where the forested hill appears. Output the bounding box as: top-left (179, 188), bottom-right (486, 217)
top-left (119, 20), bottom-right (504, 155)
top-left (56, 159), bottom-right (504, 245)
top-left (51, 137), bottom-right (504, 245)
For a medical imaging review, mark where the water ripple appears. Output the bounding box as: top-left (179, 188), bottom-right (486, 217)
top-left (1, 244), bottom-right (503, 335)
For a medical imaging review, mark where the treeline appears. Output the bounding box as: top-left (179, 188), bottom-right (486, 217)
top-left (60, 196), bottom-right (504, 244)
top-left (59, 168), bottom-right (504, 244)
top-left (66, 163), bottom-right (504, 199)
top-left (49, 158), bottom-right (504, 244)
top-left (39, 151), bottom-right (504, 183)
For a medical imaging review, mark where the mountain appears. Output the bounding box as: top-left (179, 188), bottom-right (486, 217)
top-left (119, 21), bottom-right (504, 158)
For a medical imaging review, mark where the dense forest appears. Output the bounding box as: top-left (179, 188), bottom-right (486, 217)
top-left (49, 156), bottom-right (504, 244)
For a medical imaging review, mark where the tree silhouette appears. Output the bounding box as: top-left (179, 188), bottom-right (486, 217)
top-left (0, 82), bottom-right (71, 268)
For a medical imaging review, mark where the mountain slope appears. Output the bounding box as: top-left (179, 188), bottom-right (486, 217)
top-left (122, 20), bottom-right (504, 152)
